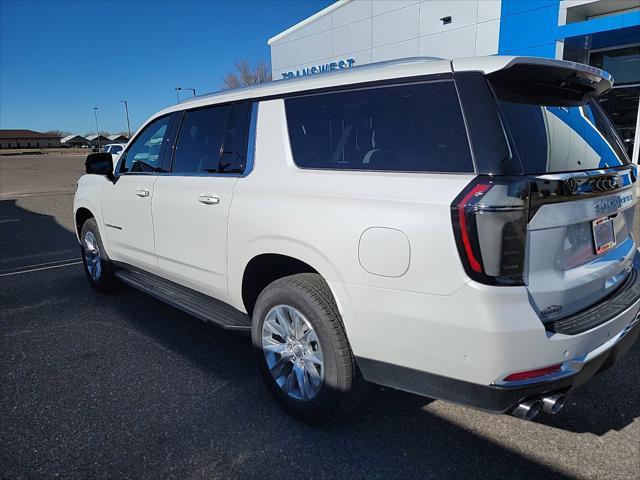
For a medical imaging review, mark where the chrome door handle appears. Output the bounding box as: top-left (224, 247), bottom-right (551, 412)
top-left (199, 193), bottom-right (220, 205)
top-left (135, 188), bottom-right (150, 198)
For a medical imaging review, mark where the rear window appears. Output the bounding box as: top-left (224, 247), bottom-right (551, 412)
top-left (284, 81), bottom-right (473, 173)
top-left (493, 89), bottom-right (629, 174)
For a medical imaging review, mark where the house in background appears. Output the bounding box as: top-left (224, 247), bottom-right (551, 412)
top-left (0, 129), bottom-right (62, 149)
top-left (85, 134), bottom-right (111, 149)
top-left (107, 134), bottom-right (129, 144)
top-left (60, 134), bottom-right (89, 148)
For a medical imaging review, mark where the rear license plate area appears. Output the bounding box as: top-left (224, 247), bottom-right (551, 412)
top-left (592, 216), bottom-right (616, 255)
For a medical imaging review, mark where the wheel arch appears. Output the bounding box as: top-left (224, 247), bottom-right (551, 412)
top-left (75, 207), bottom-right (95, 239)
top-left (231, 237), bottom-right (344, 315)
top-left (240, 253), bottom-right (320, 317)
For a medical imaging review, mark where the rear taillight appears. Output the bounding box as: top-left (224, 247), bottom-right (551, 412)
top-left (451, 176), bottom-right (531, 286)
top-left (502, 364), bottom-right (563, 382)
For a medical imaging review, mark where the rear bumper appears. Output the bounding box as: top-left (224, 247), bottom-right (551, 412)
top-left (357, 316), bottom-right (639, 413)
top-left (331, 251), bottom-right (640, 412)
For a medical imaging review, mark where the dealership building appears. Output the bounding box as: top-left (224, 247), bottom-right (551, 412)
top-left (268, 0), bottom-right (640, 162)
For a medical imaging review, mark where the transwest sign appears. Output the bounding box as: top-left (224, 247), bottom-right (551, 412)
top-left (281, 58), bottom-right (356, 79)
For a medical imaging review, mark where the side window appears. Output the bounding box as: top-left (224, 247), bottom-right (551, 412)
top-left (284, 81), bottom-right (474, 173)
top-left (220, 102), bottom-right (251, 174)
top-left (171, 102), bottom-right (252, 174)
top-left (172, 105), bottom-right (231, 173)
top-left (120, 116), bottom-right (172, 174)
top-left (111, 145), bottom-right (123, 154)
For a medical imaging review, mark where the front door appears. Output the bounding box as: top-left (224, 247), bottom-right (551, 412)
top-left (101, 114), bottom-right (173, 272)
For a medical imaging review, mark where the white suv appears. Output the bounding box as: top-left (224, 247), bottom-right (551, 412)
top-left (100, 143), bottom-right (126, 161)
top-left (74, 56), bottom-right (639, 423)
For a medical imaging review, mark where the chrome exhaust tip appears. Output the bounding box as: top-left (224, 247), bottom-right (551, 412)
top-left (511, 399), bottom-right (543, 421)
top-left (541, 394), bottom-right (566, 415)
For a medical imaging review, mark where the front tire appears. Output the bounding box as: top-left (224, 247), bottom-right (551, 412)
top-left (80, 218), bottom-right (119, 292)
top-left (252, 273), bottom-right (368, 423)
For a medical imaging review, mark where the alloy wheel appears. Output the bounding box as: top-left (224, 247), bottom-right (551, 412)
top-left (261, 304), bottom-right (324, 401)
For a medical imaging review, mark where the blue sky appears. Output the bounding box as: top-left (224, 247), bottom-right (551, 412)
top-left (0, 0), bottom-right (332, 135)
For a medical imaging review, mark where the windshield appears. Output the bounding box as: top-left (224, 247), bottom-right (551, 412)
top-left (494, 94), bottom-right (629, 175)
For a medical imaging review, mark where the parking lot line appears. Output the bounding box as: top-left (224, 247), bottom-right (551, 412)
top-left (0, 260), bottom-right (82, 277)
top-left (0, 257), bottom-right (81, 273)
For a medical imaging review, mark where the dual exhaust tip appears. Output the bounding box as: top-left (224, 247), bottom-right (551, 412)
top-left (511, 394), bottom-right (566, 421)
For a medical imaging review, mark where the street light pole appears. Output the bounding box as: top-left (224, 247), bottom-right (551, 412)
top-left (120, 100), bottom-right (131, 138)
top-left (175, 86), bottom-right (196, 103)
top-left (92, 107), bottom-right (101, 149)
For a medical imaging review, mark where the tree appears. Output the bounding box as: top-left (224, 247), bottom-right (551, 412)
top-left (222, 60), bottom-right (270, 89)
top-left (84, 131), bottom-right (110, 138)
top-left (44, 129), bottom-right (71, 138)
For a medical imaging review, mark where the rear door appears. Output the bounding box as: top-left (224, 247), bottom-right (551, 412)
top-left (152, 101), bottom-right (253, 301)
top-left (487, 67), bottom-right (637, 322)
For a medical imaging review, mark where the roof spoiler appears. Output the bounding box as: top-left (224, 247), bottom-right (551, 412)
top-left (485, 57), bottom-right (613, 107)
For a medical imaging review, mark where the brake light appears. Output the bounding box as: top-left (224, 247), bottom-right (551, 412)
top-left (457, 184), bottom-right (491, 272)
top-left (451, 176), bottom-right (531, 286)
top-left (503, 364), bottom-right (563, 382)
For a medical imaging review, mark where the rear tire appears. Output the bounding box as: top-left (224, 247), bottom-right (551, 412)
top-left (252, 273), bottom-right (368, 423)
top-left (80, 218), bottom-right (119, 292)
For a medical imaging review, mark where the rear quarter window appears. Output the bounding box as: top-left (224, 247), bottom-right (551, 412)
top-left (284, 81), bottom-right (474, 173)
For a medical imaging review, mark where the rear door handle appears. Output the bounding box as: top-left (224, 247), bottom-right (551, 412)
top-left (135, 188), bottom-right (150, 198)
top-left (199, 193), bottom-right (220, 205)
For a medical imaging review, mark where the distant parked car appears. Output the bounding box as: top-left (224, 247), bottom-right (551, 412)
top-left (100, 143), bottom-right (126, 159)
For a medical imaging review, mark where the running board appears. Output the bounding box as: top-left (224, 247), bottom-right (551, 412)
top-left (114, 266), bottom-right (251, 332)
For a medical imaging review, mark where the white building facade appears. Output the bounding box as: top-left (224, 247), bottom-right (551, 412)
top-left (269, 0), bottom-right (502, 80)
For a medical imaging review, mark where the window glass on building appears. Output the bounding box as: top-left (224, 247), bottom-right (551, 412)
top-left (284, 81), bottom-right (474, 173)
top-left (590, 45), bottom-right (640, 155)
top-left (120, 115), bottom-right (172, 174)
top-left (590, 45), bottom-right (640, 87)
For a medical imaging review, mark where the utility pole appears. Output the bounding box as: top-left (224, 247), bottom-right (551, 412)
top-left (92, 107), bottom-right (101, 149)
top-left (120, 100), bottom-right (131, 138)
top-left (175, 87), bottom-right (196, 103)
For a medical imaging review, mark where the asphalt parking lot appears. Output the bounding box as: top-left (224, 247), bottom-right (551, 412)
top-left (1, 154), bottom-right (639, 479)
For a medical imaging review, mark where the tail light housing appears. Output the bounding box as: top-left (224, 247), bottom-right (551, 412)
top-left (502, 363), bottom-right (563, 383)
top-left (451, 176), bottom-right (531, 286)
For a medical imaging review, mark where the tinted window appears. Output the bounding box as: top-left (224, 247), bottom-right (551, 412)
top-left (284, 81), bottom-right (473, 172)
top-left (220, 102), bottom-right (251, 174)
top-left (111, 145), bottom-right (123, 154)
top-left (172, 105), bottom-right (231, 173)
top-left (493, 87), bottom-right (629, 174)
top-left (120, 116), bottom-right (172, 173)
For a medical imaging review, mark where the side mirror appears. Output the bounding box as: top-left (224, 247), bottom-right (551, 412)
top-left (86, 152), bottom-right (115, 180)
